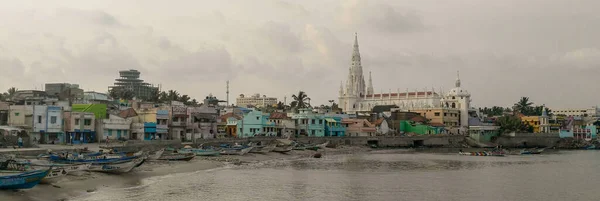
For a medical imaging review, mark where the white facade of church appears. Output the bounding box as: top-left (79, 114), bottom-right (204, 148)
top-left (338, 33), bottom-right (473, 127)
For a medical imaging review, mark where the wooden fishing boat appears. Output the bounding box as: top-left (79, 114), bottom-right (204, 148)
top-left (273, 145), bottom-right (294, 153)
top-left (219, 146), bottom-right (253, 155)
top-left (0, 168), bottom-right (51, 189)
top-left (459, 151), bottom-right (505, 157)
top-left (179, 148), bottom-right (220, 156)
top-left (249, 144), bottom-right (276, 154)
top-left (88, 157), bottom-right (145, 173)
top-left (315, 141), bottom-right (329, 149)
top-left (147, 149), bottom-right (165, 160)
top-left (157, 153), bottom-right (195, 161)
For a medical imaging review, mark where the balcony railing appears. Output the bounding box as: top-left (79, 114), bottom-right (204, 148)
top-left (171, 121), bottom-right (187, 127)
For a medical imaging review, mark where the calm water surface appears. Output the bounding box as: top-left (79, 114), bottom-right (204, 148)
top-left (75, 150), bottom-right (598, 201)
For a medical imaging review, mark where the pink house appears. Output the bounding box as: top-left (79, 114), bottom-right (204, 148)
top-left (342, 118), bottom-right (376, 137)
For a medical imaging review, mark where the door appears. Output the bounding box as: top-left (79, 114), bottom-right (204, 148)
top-left (117, 130), bottom-right (122, 139)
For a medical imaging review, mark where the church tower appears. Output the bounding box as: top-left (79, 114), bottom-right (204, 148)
top-left (340, 33), bottom-right (367, 112)
top-left (441, 71), bottom-right (471, 133)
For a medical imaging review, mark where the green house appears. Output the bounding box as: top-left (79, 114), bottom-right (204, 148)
top-left (72, 104), bottom-right (107, 119)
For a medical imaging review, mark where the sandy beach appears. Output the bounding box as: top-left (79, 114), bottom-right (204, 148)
top-left (1, 146), bottom-right (369, 201)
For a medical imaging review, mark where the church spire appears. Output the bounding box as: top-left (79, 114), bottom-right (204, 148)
top-left (455, 70), bottom-right (461, 88)
top-left (367, 71), bottom-right (374, 95)
top-left (352, 32), bottom-right (361, 67)
top-left (339, 81), bottom-right (344, 96)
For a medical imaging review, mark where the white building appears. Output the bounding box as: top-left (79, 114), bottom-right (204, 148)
top-left (236, 94), bottom-right (277, 108)
top-left (96, 115), bottom-right (132, 140)
top-left (551, 106), bottom-right (599, 117)
top-left (338, 33), bottom-right (473, 129)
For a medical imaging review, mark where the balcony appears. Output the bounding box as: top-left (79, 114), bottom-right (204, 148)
top-left (156, 124), bottom-right (168, 129)
top-left (171, 121), bottom-right (187, 127)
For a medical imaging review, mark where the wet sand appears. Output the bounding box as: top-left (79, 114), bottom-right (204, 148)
top-left (1, 147), bottom-right (368, 201)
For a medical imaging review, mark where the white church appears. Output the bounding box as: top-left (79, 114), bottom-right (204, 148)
top-left (338, 33), bottom-right (474, 128)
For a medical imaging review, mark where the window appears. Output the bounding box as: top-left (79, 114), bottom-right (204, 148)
top-left (312, 119), bottom-right (315, 124)
top-left (50, 116), bottom-right (57, 124)
top-left (256, 117), bottom-right (259, 120)
top-left (434, 112), bottom-right (440, 116)
top-left (451, 103), bottom-right (456, 108)
top-left (37, 115), bottom-right (42, 123)
top-left (311, 130), bottom-right (315, 135)
top-left (84, 119), bottom-right (92, 126)
top-left (75, 118), bottom-right (80, 125)
top-left (107, 129), bottom-right (112, 136)
top-left (14, 112), bottom-right (19, 116)
top-left (444, 113), bottom-right (447, 116)
top-left (452, 96), bottom-right (455, 99)
top-left (319, 120), bottom-right (323, 124)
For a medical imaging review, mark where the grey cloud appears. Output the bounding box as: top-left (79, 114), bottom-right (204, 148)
top-left (338, 1), bottom-right (426, 34)
top-left (258, 21), bottom-right (304, 53)
top-left (273, 0), bottom-right (309, 16)
top-left (55, 8), bottom-right (123, 27)
top-left (159, 47), bottom-right (237, 80)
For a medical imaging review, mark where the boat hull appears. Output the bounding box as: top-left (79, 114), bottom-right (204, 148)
top-left (179, 149), bottom-right (220, 156)
top-left (88, 157), bottom-right (144, 174)
top-left (273, 145), bottom-right (294, 153)
top-left (459, 152), bottom-right (504, 157)
top-left (157, 153), bottom-right (195, 161)
top-left (147, 149), bottom-right (165, 160)
top-left (220, 147), bottom-right (253, 155)
top-left (249, 145), bottom-right (276, 154)
top-left (0, 169), bottom-right (50, 189)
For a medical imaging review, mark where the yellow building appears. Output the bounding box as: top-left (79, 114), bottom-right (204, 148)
top-left (407, 108), bottom-right (460, 127)
top-left (521, 116), bottom-right (541, 133)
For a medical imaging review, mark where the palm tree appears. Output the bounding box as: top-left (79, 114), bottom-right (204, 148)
top-left (276, 101), bottom-right (285, 110)
top-left (513, 97), bottom-right (533, 115)
top-left (290, 91), bottom-right (309, 111)
top-left (147, 88), bottom-right (161, 102)
top-left (190, 99), bottom-right (199, 106)
top-left (159, 91), bottom-right (168, 103)
top-left (179, 95), bottom-right (191, 105)
top-left (167, 90), bottom-right (179, 102)
top-left (119, 89), bottom-right (135, 100)
top-left (109, 88), bottom-right (121, 99)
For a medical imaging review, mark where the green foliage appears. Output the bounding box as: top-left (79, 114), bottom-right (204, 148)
top-left (495, 115), bottom-right (530, 134)
top-left (290, 91), bottom-right (310, 111)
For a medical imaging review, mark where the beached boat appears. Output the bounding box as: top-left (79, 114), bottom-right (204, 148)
top-left (520, 148), bottom-right (544, 155)
top-left (0, 168), bottom-right (51, 189)
top-left (179, 148), bottom-right (220, 156)
top-left (273, 145), bottom-right (294, 153)
top-left (459, 151), bottom-right (505, 157)
top-left (249, 144), bottom-right (276, 154)
top-left (147, 149), bottom-right (165, 160)
top-left (157, 153), bottom-right (195, 161)
top-left (315, 141), bottom-right (329, 149)
top-left (88, 157), bottom-right (145, 174)
top-left (219, 146), bottom-right (253, 155)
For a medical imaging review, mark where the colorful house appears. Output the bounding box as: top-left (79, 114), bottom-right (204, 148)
top-left (324, 116), bottom-right (345, 137)
top-left (290, 108), bottom-right (325, 137)
top-left (218, 113), bottom-right (241, 138)
top-left (237, 110), bottom-right (271, 138)
top-left (342, 118), bottom-right (376, 136)
top-left (71, 104), bottom-right (107, 119)
top-left (269, 112), bottom-right (295, 137)
top-left (144, 122), bottom-right (158, 140)
top-left (521, 116), bottom-right (541, 133)
top-left (156, 110), bottom-right (169, 138)
top-left (64, 111), bottom-right (96, 144)
top-left (398, 120), bottom-right (443, 135)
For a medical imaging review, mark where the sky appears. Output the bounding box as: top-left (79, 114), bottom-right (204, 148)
top-left (0, 0), bottom-right (599, 109)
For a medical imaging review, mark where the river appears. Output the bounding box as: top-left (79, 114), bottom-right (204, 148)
top-left (72, 150), bottom-right (598, 201)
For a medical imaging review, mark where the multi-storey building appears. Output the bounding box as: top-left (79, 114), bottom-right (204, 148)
top-left (236, 93), bottom-right (277, 108)
top-left (109, 69), bottom-right (158, 100)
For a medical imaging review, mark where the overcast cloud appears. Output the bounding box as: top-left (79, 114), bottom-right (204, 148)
top-left (0, 0), bottom-right (599, 108)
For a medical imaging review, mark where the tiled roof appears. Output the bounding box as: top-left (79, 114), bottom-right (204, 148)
top-left (118, 108), bottom-right (138, 118)
top-left (371, 118), bottom-right (385, 126)
top-left (219, 112), bottom-right (241, 121)
top-left (410, 115), bottom-right (428, 123)
top-left (269, 112), bottom-right (288, 119)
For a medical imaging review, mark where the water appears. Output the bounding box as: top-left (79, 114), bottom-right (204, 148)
top-left (75, 150), bottom-right (598, 201)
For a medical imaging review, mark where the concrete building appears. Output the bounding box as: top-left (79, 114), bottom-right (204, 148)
top-left (109, 69), bottom-right (158, 100)
top-left (10, 90), bottom-right (48, 105)
top-left (406, 108), bottom-right (460, 127)
top-left (80, 91), bottom-right (111, 104)
top-left (156, 109), bottom-right (169, 139)
top-left (324, 116), bottom-right (346, 137)
top-left (236, 93), bottom-right (277, 108)
top-left (269, 112), bottom-right (295, 138)
top-left (218, 113), bottom-right (242, 138)
top-left (170, 104), bottom-right (188, 140)
top-left (97, 115), bottom-right (132, 140)
top-left (45, 83), bottom-right (84, 101)
top-left (44, 106), bottom-right (64, 143)
top-left (290, 108), bottom-right (325, 137)
top-left (237, 110), bottom-right (272, 138)
top-left (552, 106), bottom-right (599, 117)
top-left (64, 111), bottom-right (96, 144)
top-left (0, 102), bottom-right (8, 126)
top-left (342, 118), bottom-right (376, 137)
top-left (188, 106), bottom-right (219, 140)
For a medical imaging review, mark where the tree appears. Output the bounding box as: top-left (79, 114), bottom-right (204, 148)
top-left (190, 99), bottom-right (199, 106)
top-left (146, 88), bottom-right (161, 102)
top-left (108, 88), bottom-right (120, 99)
top-left (290, 91), bottom-right (310, 111)
top-left (179, 95), bottom-right (191, 105)
top-left (159, 91), bottom-right (168, 103)
top-left (276, 101), bottom-right (285, 110)
top-left (167, 90), bottom-right (180, 102)
top-left (7, 87), bottom-right (17, 97)
top-left (495, 115), bottom-right (530, 134)
top-left (513, 97), bottom-right (533, 115)
top-left (119, 89), bottom-right (135, 100)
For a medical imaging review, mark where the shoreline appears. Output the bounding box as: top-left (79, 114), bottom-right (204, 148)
top-left (1, 146), bottom-right (368, 201)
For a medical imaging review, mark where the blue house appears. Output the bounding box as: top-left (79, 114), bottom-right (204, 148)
top-left (237, 110), bottom-right (273, 138)
top-left (144, 122), bottom-right (158, 140)
top-left (324, 116), bottom-right (346, 137)
top-left (290, 108), bottom-right (325, 137)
